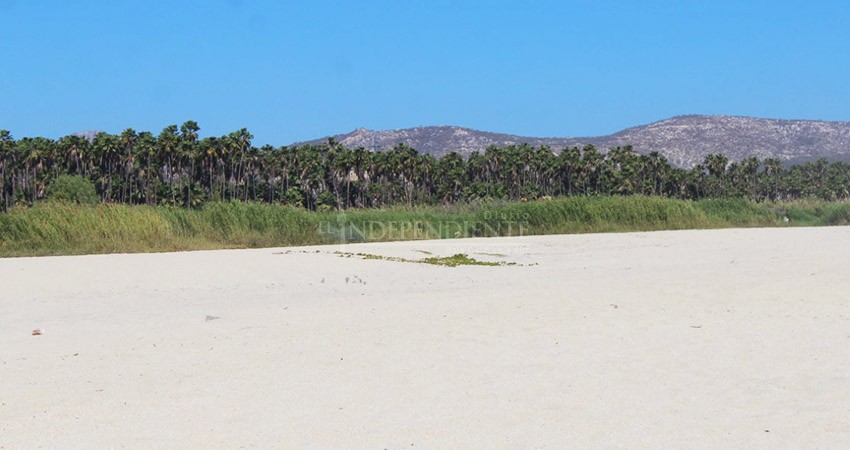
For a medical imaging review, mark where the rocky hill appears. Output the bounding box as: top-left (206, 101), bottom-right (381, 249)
top-left (72, 130), bottom-right (103, 142)
top-left (297, 115), bottom-right (850, 167)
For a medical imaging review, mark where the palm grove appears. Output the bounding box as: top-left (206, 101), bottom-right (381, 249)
top-left (2, 121), bottom-right (849, 212)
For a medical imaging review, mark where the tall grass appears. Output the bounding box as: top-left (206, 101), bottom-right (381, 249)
top-left (777, 199), bottom-right (850, 226)
top-left (1, 196), bottom-right (847, 257)
top-left (0, 202), bottom-right (324, 257)
top-left (0, 203), bottom-right (179, 256)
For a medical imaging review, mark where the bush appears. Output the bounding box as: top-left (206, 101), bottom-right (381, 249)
top-left (317, 191), bottom-right (337, 212)
top-left (820, 203), bottom-right (850, 225)
top-left (46, 175), bottom-right (100, 205)
top-left (283, 188), bottom-right (305, 207)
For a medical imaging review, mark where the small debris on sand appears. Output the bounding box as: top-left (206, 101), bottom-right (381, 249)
top-left (31, 328), bottom-right (44, 336)
top-left (205, 315), bottom-right (220, 322)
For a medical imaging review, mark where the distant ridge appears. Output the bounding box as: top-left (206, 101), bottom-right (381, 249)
top-left (73, 130), bottom-right (103, 142)
top-left (296, 115), bottom-right (850, 167)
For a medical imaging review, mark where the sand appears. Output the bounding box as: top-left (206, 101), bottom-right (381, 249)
top-left (2, 227), bottom-right (850, 449)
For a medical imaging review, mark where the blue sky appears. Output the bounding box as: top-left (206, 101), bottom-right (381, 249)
top-left (1, 0), bottom-right (849, 145)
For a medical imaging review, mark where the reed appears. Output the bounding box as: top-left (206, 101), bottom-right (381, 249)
top-left (1, 197), bottom-right (846, 257)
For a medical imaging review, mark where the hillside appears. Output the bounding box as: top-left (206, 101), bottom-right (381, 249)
top-left (298, 115), bottom-right (850, 167)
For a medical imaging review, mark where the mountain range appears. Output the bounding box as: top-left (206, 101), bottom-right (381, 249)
top-left (298, 115), bottom-right (850, 167)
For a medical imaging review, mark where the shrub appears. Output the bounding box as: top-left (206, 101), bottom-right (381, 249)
top-left (46, 175), bottom-right (100, 205)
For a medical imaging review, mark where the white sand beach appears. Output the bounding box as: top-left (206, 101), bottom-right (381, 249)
top-left (2, 227), bottom-right (850, 449)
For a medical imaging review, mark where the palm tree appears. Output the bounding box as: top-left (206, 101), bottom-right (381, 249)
top-left (157, 125), bottom-right (180, 204)
top-left (118, 128), bottom-right (138, 203)
top-left (643, 151), bottom-right (670, 196)
top-left (579, 145), bottom-right (603, 195)
top-left (739, 156), bottom-right (760, 200)
top-left (558, 146), bottom-right (581, 196)
top-left (178, 121), bottom-right (201, 206)
top-left (436, 152), bottom-right (464, 203)
top-left (703, 153), bottom-right (729, 198)
top-left (0, 130), bottom-right (14, 210)
top-left (762, 158), bottom-right (783, 201)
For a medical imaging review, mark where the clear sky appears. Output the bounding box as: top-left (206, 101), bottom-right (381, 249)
top-left (1, 0), bottom-right (849, 145)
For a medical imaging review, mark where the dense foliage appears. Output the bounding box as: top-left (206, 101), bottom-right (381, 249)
top-left (2, 122), bottom-right (850, 212)
top-left (46, 175), bottom-right (100, 204)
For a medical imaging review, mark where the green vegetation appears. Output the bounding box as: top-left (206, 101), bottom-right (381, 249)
top-left (421, 253), bottom-right (508, 267)
top-left (0, 201), bottom-right (323, 256)
top-left (2, 123), bottom-right (850, 214)
top-left (46, 175), bottom-right (100, 205)
top-left (334, 251), bottom-right (510, 267)
top-left (2, 123), bottom-right (849, 257)
top-left (2, 196), bottom-right (849, 257)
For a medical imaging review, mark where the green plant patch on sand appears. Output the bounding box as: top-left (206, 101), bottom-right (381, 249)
top-left (333, 251), bottom-right (515, 267)
top-left (475, 252), bottom-right (508, 257)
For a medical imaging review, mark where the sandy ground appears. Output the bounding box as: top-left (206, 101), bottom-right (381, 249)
top-left (2, 227), bottom-right (850, 449)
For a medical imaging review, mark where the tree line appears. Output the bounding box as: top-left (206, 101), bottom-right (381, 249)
top-left (2, 121), bottom-right (849, 212)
